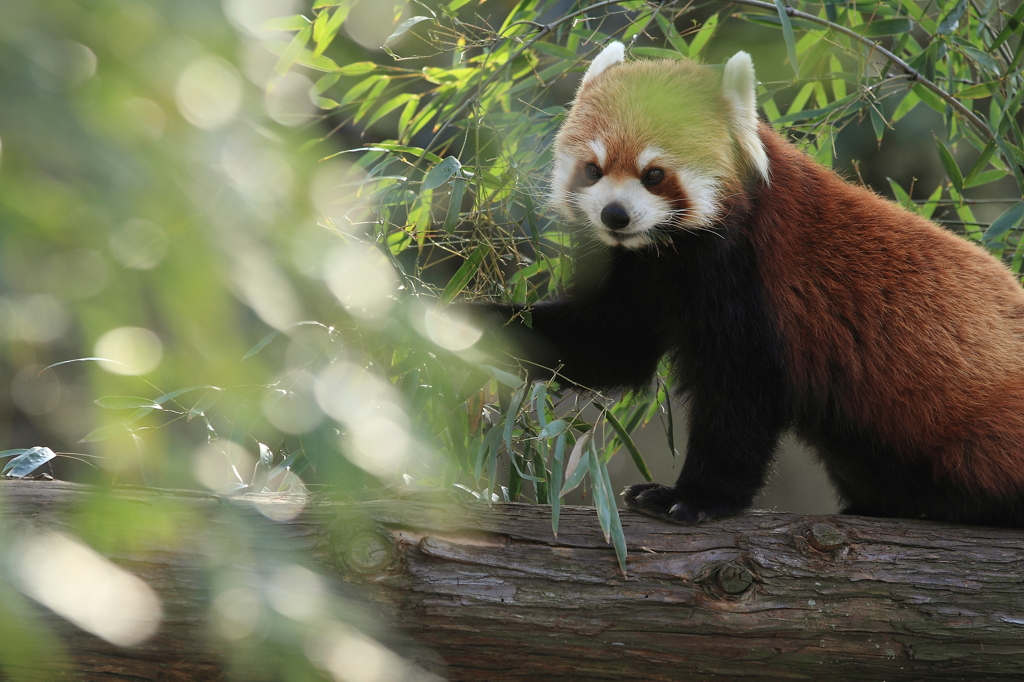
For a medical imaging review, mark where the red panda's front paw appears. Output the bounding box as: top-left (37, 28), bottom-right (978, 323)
top-left (622, 483), bottom-right (744, 525)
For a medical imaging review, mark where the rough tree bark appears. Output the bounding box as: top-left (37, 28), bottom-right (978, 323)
top-left (3, 479), bottom-right (1024, 681)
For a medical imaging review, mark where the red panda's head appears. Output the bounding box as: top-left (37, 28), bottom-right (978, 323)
top-left (550, 42), bottom-right (769, 249)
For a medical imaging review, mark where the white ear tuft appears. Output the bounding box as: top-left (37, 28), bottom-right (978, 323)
top-left (580, 41), bottom-right (625, 90)
top-left (723, 51), bottom-right (769, 183)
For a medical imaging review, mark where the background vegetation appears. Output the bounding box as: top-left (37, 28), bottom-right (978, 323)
top-left (0, 0), bottom-right (1021, 677)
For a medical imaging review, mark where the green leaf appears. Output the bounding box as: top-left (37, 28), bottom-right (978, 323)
top-left (313, 2), bottom-right (353, 57)
top-left (984, 202), bottom-right (1024, 242)
top-left (870, 106), bottom-right (885, 142)
top-left (338, 61), bottom-right (377, 76)
top-left (630, 47), bottom-right (685, 60)
top-left (538, 419), bottom-right (567, 439)
top-left (774, 0), bottom-right (799, 78)
top-left (422, 156), bottom-right (462, 191)
top-left (550, 432), bottom-right (566, 536)
top-left (80, 423), bottom-right (130, 443)
top-left (503, 386), bottom-right (525, 453)
top-left (0, 449), bottom-right (29, 459)
top-left (3, 446), bottom-right (56, 477)
top-left (858, 18), bottom-right (914, 37)
top-left (892, 89), bottom-right (920, 123)
top-left (955, 83), bottom-right (993, 99)
top-left (479, 364), bottom-right (524, 389)
top-left (532, 42), bottom-right (578, 60)
top-left (935, 137), bottom-right (964, 192)
top-left (385, 16), bottom-right (431, 43)
top-left (887, 177), bottom-right (912, 208)
top-left (561, 431), bottom-right (592, 497)
top-left (991, 2), bottom-right (1024, 52)
top-left (603, 409), bottom-right (653, 482)
top-left (474, 425), bottom-right (503, 481)
top-left (439, 243), bottom-right (488, 305)
top-left (188, 388), bottom-right (224, 421)
top-left (937, 0), bottom-right (966, 34)
top-left (589, 445), bottom-right (612, 543)
top-left (913, 83), bottom-right (946, 113)
top-left (261, 15), bottom-right (311, 31)
top-left (689, 13), bottom-right (719, 57)
top-left (599, 457), bottom-right (628, 576)
top-left (95, 396), bottom-right (163, 410)
top-left (273, 24), bottom-right (312, 78)
top-left (442, 177), bottom-right (465, 234)
top-left (917, 183), bottom-right (943, 219)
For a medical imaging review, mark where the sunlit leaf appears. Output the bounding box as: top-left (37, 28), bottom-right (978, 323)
top-left (3, 446), bottom-right (56, 477)
top-left (94, 396), bottom-right (163, 410)
top-left (385, 16), bottom-right (431, 43)
top-left (79, 423), bottom-right (130, 443)
top-left (422, 156), bottom-right (462, 191)
top-left (439, 243), bottom-right (488, 305)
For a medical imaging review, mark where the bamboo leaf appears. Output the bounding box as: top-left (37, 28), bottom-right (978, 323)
top-left (774, 0), bottom-right (799, 78)
top-left (385, 16), bottom-right (431, 43)
top-left (79, 423), bottom-right (130, 443)
top-left (273, 24), bottom-right (311, 77)
top-left (561, 431), bottom-right (592, 496)
top-left (603, 409), bottom-right (653, 482)
top-left (859, 17), bottom-right (914, 36)
top-left (3, 446), bottom-right (56, 477)
top-left (439, 243), bottom-right (488, 305)
top-left (422, 156), bottom-right (462, 191)
top-left (442, 178), bottom-right (465, 234)
top-left (984, 202), bottom-right (1024, 242)
top-left (935, 137), bottom-right (964, 192)
top-left (551, 432), bottom-right (566, 536)
top-left (600, 458), bottom-right (628, 576)
top-left (538, 419), bottom-right (567, 439)
top-left (479, 364), bottom-right (524, 389)
top-left (95, 396), bottom-right (163, 410)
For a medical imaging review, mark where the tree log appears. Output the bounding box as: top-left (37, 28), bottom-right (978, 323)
top-left (3, 480), bottom-right (1024, 681)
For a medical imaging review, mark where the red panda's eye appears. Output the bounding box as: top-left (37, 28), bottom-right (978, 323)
top-left (643, 168), bottom-right (664, 186)
top-left (585, 163), bottom-right (602, 181)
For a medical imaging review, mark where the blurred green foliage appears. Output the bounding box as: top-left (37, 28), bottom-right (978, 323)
top-left (0, 0), bottom-right (1021, 677)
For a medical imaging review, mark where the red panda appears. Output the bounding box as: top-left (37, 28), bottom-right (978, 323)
top-left (466, 42), bottom-right (1024, 526)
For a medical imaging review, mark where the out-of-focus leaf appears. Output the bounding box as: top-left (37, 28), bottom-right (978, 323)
top-left (94, 396), bottom-right (163, 410)
top-left (188, 388), bottom-right (225, 421)
top-left (937, 0), bottom-right (966, 34)
top-left (261, 15), bottom-right (311, 31)
top-left (479, 364), bottom-right (524, 390)
top-left (859, 18), bottom-right (914, 36)
top-left (79, 423), bottom-right (130, 443)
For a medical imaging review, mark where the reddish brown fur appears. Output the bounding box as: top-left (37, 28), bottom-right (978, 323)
top-left (748, 125), bottom-right (1024, 496)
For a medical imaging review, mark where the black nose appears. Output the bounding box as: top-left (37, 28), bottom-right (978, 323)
top-left (600, 203), bottom-right (630, 231)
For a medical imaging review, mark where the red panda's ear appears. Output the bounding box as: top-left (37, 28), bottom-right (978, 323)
top-left (578, 41), bottom-right (624, 93)
top-left (723, 51), bottom-right (769, 182)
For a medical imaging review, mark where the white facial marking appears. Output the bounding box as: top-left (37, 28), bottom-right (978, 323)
top-left (587, 140), bottom-right (607, 167)
top-left (549, 152), bottom-right (576, 217)
top-left (637, 146), bottom-right (664, 171)
top-left (676, 168), bottom-right (722, 227)
top-left (575, 176), bottom-right (670, 248)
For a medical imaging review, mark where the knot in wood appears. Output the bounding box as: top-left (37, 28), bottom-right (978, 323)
top-left (342, 529), bottom-right (397, 575)
top-left (808, 522), bottom-right (846, 551)
top-left (715, 562), bottom-right (754, 595)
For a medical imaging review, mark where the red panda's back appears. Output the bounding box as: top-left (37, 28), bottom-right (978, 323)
top-left (750, 124), bottom-right (1024, 497)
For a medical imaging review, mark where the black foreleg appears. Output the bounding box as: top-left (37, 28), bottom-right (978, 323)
top-left (460, 297), bottom-right (664, 393)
